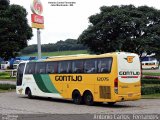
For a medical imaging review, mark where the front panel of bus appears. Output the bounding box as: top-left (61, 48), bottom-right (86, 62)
top-left (16, 63), bottom-right (25, 95)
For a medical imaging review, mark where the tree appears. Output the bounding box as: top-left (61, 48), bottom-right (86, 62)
top-left (20, 39), bottom-right (87, 55)
top-left (78, 5), bottom-right (160, 58)
top-left (0, 0), bottom-right (33, 60)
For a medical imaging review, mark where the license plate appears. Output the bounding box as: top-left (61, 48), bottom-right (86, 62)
top-left (128, 93), bottom-right (133, 97)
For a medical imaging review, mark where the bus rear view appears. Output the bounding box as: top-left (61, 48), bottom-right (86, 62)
top-left (115, 53), bottom-right (141, 102)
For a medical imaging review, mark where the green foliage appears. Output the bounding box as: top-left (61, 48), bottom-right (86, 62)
top-left (141, 86), bottom-right (160, 95)
top-left (0, 2), bottom-right (33, 60)
top-left (141, 79), bottom-right (160, 84)
top-left (20, 39), bottom-right (87, 55)
top-left (141, 75), bottom-right (160, 95)
top-left (0, 0), bottom-right (9, 6)
top-left (142, 84), bottom-right (160, 87)
top-left (78, 5), bottom-right (160, 56)
top-left (143, 72), bottom-right (160, 76)
top-left (0, 84), bottom-right (16, 90)
top-left (22, 50), bottom-right (88, 56)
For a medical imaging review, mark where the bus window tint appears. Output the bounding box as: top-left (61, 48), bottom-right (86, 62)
top-left (25, 62), bottom-right (36, 74)
top-left (46, 62), bottom-right (57, 74)
top-left (84, 59), bottom-right (97, 73)
top-left (73, 60), bottom-right (84, 73)
top-left (58, 61), bottom-right (72, 73)
top-left (98, 58), bottom-right (112, 73)
top-left (35, 62), bottom-right (46, 74)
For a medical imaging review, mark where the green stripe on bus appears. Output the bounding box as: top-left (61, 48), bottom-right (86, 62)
top-left (33, 74), bottom-right (59, 93)
top-left (33, 74), bottom-right (51, 93)
top-left (41, 75), bottom-right (59, 93)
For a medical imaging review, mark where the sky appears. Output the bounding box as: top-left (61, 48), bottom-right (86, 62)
top-left (10, 0), bottom-right (160, 45)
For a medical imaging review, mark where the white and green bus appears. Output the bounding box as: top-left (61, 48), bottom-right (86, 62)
top-left (16, 52), bottom-right (141, 105)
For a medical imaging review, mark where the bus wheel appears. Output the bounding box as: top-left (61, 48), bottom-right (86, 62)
top-left (26, 88), bottom-right (33, 99)
top-left (108, 102), bottom-right (116, 106)
top-left (83, 91), bottom-right (94, 106)
top-left (72, 90), bottom-right (82, 105)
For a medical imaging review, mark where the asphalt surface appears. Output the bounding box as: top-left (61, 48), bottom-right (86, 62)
top-left (0, 69), bottom-right (160, 120)
top-left (0, 92), bottom-right (160, 114)
top-left (0, 92), bottom-right (160, 120)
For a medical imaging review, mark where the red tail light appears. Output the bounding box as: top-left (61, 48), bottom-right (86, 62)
top-left (140, 63), bottom-right (142, 79)
top-left (140, 63), bottom-right (142, 87)
top-left (114, 77), bottom-right (118, 94)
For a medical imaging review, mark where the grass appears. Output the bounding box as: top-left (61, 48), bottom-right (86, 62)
top-left (0, 84), bottom-right (16, 90)
top-left (0, 89), bottom-right (8, 93)
top-left (0, 78), bottom-right (16, 81)
top-left (0, 84), bottom-right (16, 93)
top-left (142, 93), bottom-right (160, 99)
top-left (142, 72), bottom-right (160, 76)
top-left (0, 89), bottom-right (15, 93)
top-left (22, 50), bottom-right (89, 56)
top-left (0, 72), bottom-right (9, 76)
top-left (0, 72), bottom-right (16, 80)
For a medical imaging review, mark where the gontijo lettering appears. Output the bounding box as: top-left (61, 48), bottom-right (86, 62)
top-left (55, 75), bottom-right (82, 81)
top-left (119, 71), bottom-right (140, 75)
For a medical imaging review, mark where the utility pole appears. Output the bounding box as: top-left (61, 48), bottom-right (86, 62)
top-left (37, 28), bottom-right (41, 59)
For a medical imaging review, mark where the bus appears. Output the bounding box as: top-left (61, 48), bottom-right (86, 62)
top-left (141, 60), bottom-right (159, 69)
top-left (16, 52), bottom-right (141, 105)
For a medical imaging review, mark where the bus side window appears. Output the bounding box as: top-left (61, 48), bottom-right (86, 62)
top-left (58, 61), bottom-right (72, 73)
top-left (25, 62), bottom-right (36, 74)
top-left (46, 62), bottom-right (56, 74)
top-left (84, 59), bottom-right (97, 73)
top-left (35, 62), bottom-right (46, 74)
top-left (72, 60), bottom-right (84, 73)
top-left (98, 58), bottom-right (112, 73)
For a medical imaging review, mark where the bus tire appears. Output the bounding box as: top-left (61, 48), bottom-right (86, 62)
top-left (83, 91), bottom-right (94, 106)
top-left (108, 102), bottom-right (116, 106)
top-left (72, 90), bottom-right (82, 105)
top-left (26, 88), bottom-right (33, 99)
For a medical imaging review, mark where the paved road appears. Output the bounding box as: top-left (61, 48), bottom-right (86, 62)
top-left (0, 92), bottom-right (160, 115)
top-left (0, 92), bottom-right (160, 120)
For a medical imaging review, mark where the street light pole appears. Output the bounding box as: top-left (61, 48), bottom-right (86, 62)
top-left (37, 28), bottom-right (41, 59)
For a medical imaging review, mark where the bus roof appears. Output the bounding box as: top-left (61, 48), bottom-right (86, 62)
top-left (45, 52), bottom-right (135, 62)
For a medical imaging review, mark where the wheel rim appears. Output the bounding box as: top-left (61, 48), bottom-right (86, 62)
top-left (84, 92), bottom-right (93, 105)
top-left (86, 95), bottom-right (92, 102)
top-left (28, 90), bottom-right (31, 96)
top-left (74, 95), bottom-right (80, 103)
top-left (73, 91), bottom-right (81, 104)
top-left (28, 89), bottom-right (32, 98)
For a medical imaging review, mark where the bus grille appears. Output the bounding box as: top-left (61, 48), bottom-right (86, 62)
top-left (99, 86), bottom-right (111, 99)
